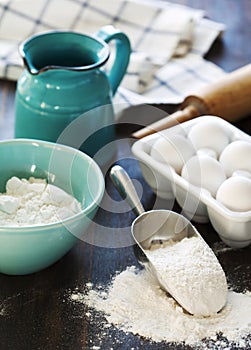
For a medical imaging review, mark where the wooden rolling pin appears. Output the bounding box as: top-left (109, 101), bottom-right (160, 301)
top-left (132, 63), bottom-right (251, 139)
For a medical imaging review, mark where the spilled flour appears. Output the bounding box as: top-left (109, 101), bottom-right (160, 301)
top-left (70, 266), bottom-right (251, 349)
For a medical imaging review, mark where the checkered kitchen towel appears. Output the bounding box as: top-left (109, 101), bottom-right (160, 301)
top-left (0, 0), bottom-right (226, 109)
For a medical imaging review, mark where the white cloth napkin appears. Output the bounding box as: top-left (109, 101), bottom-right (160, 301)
top-left (0, 0), bottom-right (226, 109)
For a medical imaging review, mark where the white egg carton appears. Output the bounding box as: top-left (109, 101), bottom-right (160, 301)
top-left (132, 115), bottom-right (251, 248)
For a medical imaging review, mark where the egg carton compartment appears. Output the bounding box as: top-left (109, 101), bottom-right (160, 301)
top-left (132, 115), bottom-right (251, 248)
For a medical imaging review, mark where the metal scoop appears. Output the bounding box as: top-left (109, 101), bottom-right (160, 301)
top-left (110, 165), bottom-right (228, 316)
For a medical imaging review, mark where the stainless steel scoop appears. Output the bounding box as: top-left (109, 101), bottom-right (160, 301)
top-left (110, 164), bottom-right (198, 259)
top-left (110, 165), bottom-right (228, 316)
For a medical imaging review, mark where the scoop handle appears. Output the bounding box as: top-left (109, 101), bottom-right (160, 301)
top-left (109, 165), bottom-right (145, 216)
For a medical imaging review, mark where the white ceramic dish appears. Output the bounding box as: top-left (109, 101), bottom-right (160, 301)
top-left (132, 116), bottom-right (251, 248)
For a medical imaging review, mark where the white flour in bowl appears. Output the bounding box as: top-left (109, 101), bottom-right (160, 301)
top-left (0, 176), bottom-right (82, 226)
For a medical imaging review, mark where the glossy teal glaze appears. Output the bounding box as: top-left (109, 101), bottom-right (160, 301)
top-left (15, 27), bottom-right (131, 161)
top-left (0, 139), bottom-right (104, 275)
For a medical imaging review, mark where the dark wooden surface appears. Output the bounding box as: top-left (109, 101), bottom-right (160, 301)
top-left (0, 1), bottom-right (251, 349)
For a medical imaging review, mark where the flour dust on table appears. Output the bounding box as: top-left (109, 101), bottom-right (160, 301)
top-left (70, 265), bottom-right (251, 349)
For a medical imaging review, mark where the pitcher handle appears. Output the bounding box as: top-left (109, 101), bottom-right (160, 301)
top-left (95, 25), bottom-right (131, 96)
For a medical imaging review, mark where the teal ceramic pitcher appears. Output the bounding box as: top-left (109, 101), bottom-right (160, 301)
top-left (15, 26), bottom-right (131, 164)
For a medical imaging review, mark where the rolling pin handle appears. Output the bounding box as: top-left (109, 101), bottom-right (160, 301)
top-left (132, 104), bottom-right (199, 139)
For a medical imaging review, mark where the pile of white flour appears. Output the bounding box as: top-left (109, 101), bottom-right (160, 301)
top-left (145, 236), bottom-right (227, 316)
top-left (71, 267), bottom-right (251, 348)
top-left (0, 176), bottom-right (82, 226)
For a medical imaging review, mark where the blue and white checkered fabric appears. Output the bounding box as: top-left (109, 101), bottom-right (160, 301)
top-left (0, 0), bottom-right (226, 109)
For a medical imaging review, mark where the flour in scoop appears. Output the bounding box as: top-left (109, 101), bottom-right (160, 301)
top-left (145, 235), bottom-right (228, 316)
top-left (0, 176), bottom-right (82, 226)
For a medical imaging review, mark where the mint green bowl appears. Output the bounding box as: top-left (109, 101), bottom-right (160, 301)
top-left (0, 139), bottom-right (104, 275)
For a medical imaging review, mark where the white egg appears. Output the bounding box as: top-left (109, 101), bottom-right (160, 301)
top-left (232, 170), bottom-right (251, 179)
top-left (219, 140), bottom-right (251, 177)
top-left (150, 134), bottom-right (195, 174)
top-left (188, 119), bottom-right (230, 156)
top-left (196, 148), bottom-right (217, 159)
top-left (181, 155), bottom-right (226, 197)
top-left (216, 176), bottom-right (251, 212)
